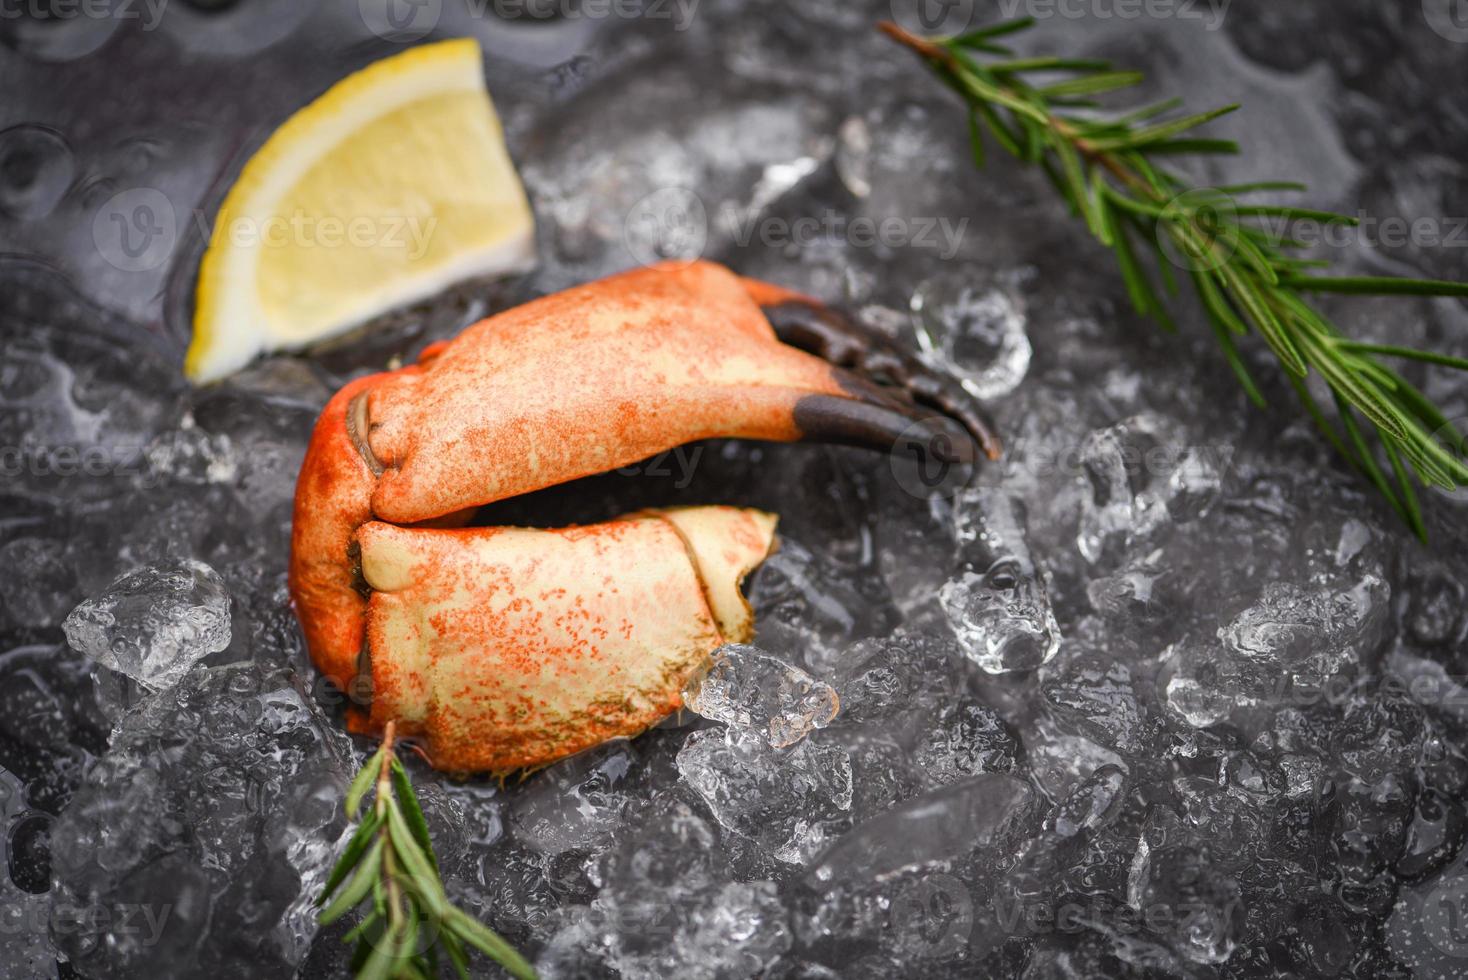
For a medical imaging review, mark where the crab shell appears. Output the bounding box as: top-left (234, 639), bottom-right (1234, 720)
top-left (355, 506), bottom-right (781, 772)
top-left (290, 260), bottom-right (991, 772)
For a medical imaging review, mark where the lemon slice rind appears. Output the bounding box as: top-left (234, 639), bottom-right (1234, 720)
top-left (187, 38), bottom-right (535, 383)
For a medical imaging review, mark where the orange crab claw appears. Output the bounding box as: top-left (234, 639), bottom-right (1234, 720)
top-left (359, 260), bottom-right (979, 525)
top-left (353, 506), bottom-right (776, 774)
top-left (290, 259), bottom-right (994, 771)
top-left (289, 371), bottom-right (391, 693)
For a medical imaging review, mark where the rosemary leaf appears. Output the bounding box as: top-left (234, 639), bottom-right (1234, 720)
top-left (342, 910), bottom-right (381, 945)
top-left (345, 750), bottom-right (381, 818)
top-left (1335, 341), bottom-right (1468, 372)
top-left (319, 837), bottom-right (384, 925)
top-left (1217, 181), bottom-right (1309, 195)
top-left (949, 16), bottom-right (1036, 46)
top-left (1235, 205), bottom-right (1359, 224)
top-left (1334, 391), bottom-right (1408, 522)
top-left (449, 910), bottom-right (539, 980)
top-left (1280, 274), bottom-right (1468, 297)
top-left (318, 725), bottom-right (539, 980)
top-left (987, 56), bottom-right (1108, 73)
top-left (1383, 440), bottom-right (1427, 540)
top-left (1038, 71), bottom-right (1143, 98)
top-left (966, 110), bottom-right (986, 168)
top-left (879, 16), bottom-right (1468, 538)
top-left (318, 811), bottom-right (382, 906)
top-left (1090, 104), bottom-right (1240, 150)
top-left (443, 931), bottom-right (474, 980)
top-left (390, 759), bottom-right (440, 874)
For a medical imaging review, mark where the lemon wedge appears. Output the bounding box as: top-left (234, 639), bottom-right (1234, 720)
top-left (186, 38), bottom-right (535, 383)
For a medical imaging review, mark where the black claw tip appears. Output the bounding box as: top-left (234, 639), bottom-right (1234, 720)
top-left (765, 300), bottom-right (1002, 462)
top-left (791, 393), bottom-right (982, 466)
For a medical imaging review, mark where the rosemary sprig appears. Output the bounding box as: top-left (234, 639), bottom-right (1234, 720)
top-left (879, 17), bottom-right (1468, 539)
top-left (318, 722), bottom-right (537, 980)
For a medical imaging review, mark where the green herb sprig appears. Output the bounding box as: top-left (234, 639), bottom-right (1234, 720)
top-left (318, 722), bottom-right (537, 980)
top-left (880, 17), bottom-right (1468, 539)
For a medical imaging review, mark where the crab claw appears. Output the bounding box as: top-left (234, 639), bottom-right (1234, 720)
top-left (359, 260), bottom-right (984, 525)
top-left (757, 295), bottom-right (1003, 463)
top-left (290, 259), bottom-right (995, 772)
top-left (354, 506), bottom-right (776, 773)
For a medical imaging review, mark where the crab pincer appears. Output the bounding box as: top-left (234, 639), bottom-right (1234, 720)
top-left (290, 259), bottom-right (996, 774)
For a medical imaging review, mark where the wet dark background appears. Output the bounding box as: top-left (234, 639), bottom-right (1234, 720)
top-left (4, 2), bottom-right (1468, 978)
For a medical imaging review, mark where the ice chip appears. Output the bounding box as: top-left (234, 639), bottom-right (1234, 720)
top-left (1075, 414), bottom-right (1223, 566)
top-left (511, 743), bottom-right (634, 855)
top-left (683, 644), bottom-right (840, 747)
top-left (0, 536), bottom-right (77, 628)
top-left (144, 417), bottom-right (239, 485)
top-left (571, 800), bottom-right (793, 979)
top-left (909, 268), bottom-right (1031, 402)
top-left (47, 661), bottom-right (353, 979)
top-left (941, 489), bottom-right (1060, 673)
top-left (831, 632), bottom-right (964, 724)
top-left (1025, 717), bottom-right (1127, 803)
top-left (62, 558), bottom-right (231, 691)
top-left (1218, 576), bottom-right (1389, 670)
top-left (910, 696), bottom-right (1019, 787)
top-left (1051, 764), bottom-right (1128, 839)
top-left (1128, 833), bottom-right (1242, 965)
top-left (1387, 855), bottom-right (1468, 977)
top-left (676, 727), bottom-right (853, 865)
top-left (669, 881), bottom-right (792, 978)
top-left (804, 774), bottom-right (1038, 888)
top-left (0, 767), bottom-right (56, 980)
top-left (1042, 656), bottom-right (1144, 754)
top-left (1160, 635), bottom-right (1270, 729)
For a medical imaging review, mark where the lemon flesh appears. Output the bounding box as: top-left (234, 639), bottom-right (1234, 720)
top-left (187, 38), bottom-right (535, 383)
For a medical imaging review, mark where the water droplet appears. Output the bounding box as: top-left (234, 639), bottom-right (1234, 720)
top-left (0, 125), bottom-right (74, 221)
top-left (0, 5), bottom-right (122, 63)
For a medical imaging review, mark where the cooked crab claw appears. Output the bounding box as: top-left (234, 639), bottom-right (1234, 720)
top-left (757, 296), bottom-right (1003, 463)
top-left (290, 259), bottom-right (995, 772)
top-left (355, 507), bottom-right (776, 773)
top-left (359, 260), bottom-right (989, 525)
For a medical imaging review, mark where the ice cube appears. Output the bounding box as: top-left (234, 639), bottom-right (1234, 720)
top-left (0, 536), bottom-right (77, 628)
top-left (683, 644), bottom-right (839, 748)
top-left (676, 727), bottom-right (853, 865)
top-left (793, 864), bottom-right (980, 967)
top-left (1160, 634), bottom-right (1270, 729)
top-left (830, 632), bottom-right (964, 725)
top-left (1075, 415), bottom-right (1223, 566)
top-left (48, 661), bottom-right (354, 979)
top-left (1051, 765), bottom-right (1129, 839)
top-left (1085, 547), bottom-right (1185, 629)
top-left (910, 697), bottom-right (1020, 788)
top-left (940, 489), bottom-right (1060, 674)
top-left (144, 417), bottom-right (239, 486)
top-left (62, 558), bottom-right (231, 692)
top-left (0, 766), bottom-right (56, 980)
top-left (804, 774), bottom-right (1038, 888)
top-left (1127, 833), bottom-right (1242, 965)
top-left (1388, 852), bottom-right (1468, 975)
top-left (1405, 567), bottom-right (1466, 647)
top-left (511, 742), bottom-right (635, 855)
top-left (745, 536), bottom-right (902, 677)
top-left (909, 268), bottom-right (1032, 402)
top-left (1219, 576), bottom-right (1389, 671)
top-left (576, 800), bottom-right (793, 979)
top-left (1025, 718), bottom-right (1128, 804)
top-left (1042, 656), bottom-right (1144, 754)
